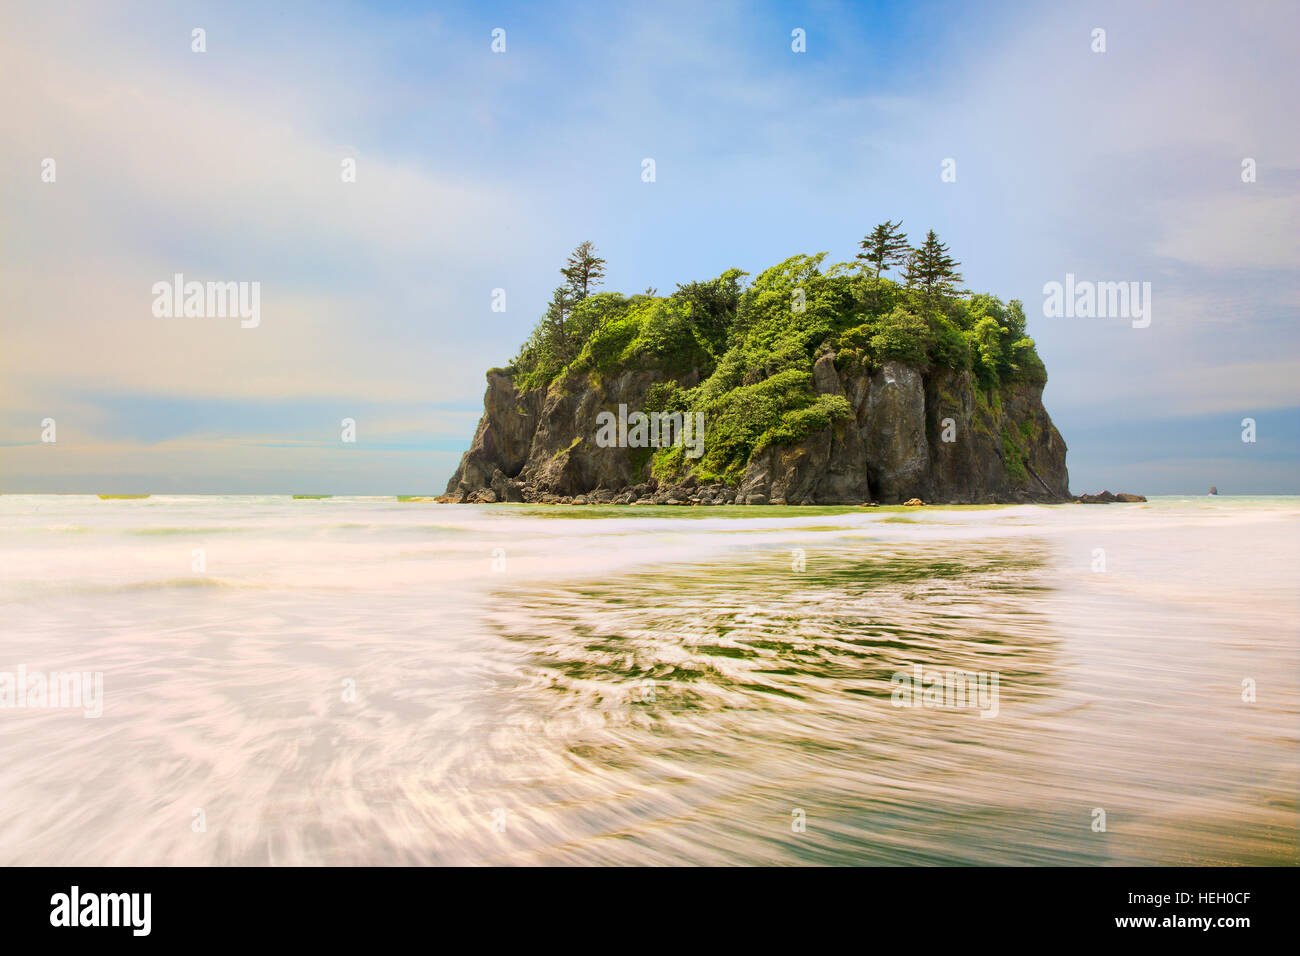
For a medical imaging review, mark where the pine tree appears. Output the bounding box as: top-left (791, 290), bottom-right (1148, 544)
top-left (857, 220), bottom-right (911, 277)
top-left (560, 241), bottom-right (607, 301)
top-left (905, 230), bottom-right (963, 303)
top-left (541, 286), bottom-right (575, 364)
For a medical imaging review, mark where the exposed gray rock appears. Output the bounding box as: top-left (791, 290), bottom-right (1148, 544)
top-left (445, 353), bottom-right (1072, 505)
top-left (1075, 490), bottom-right (1147, 503)
top-left (862, 361), bottom-right (931, 503)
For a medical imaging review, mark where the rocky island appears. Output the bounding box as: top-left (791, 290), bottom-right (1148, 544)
top-left (444, 228), bottom-right (1072, 505)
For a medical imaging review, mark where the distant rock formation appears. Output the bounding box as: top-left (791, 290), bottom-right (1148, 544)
top-left (1074, 490), bottom-right (1147, 504)
top-left (1209, 485), bottom-right (1219, 495)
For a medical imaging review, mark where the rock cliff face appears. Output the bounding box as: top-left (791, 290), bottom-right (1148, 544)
top-left (444, 356), bottom-right (1069, 505)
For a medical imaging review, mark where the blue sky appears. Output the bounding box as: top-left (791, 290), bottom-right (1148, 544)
top-left (2, 0), bottom-right (1297, 494)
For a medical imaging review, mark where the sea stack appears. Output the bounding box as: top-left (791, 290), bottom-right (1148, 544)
top-left (446, 246), bottom-right (1071, 505)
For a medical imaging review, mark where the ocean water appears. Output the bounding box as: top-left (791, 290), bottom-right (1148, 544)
top-left (0, 494), bottom-right (1296, 866)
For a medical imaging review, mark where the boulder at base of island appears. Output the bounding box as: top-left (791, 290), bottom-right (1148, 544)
top-left (1074, 490), bottom-right (1147, 504)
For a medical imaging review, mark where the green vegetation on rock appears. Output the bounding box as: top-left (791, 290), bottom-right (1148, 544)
top-left (506, 230), bottom-right (1049, 485)
top-left (1001, 425), bottom-right (1030, 484)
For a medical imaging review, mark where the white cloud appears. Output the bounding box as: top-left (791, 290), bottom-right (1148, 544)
top-left (1154, 191), bottom-right (1300, 271)
top-left (0, 8), bottom-right (543, 409)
